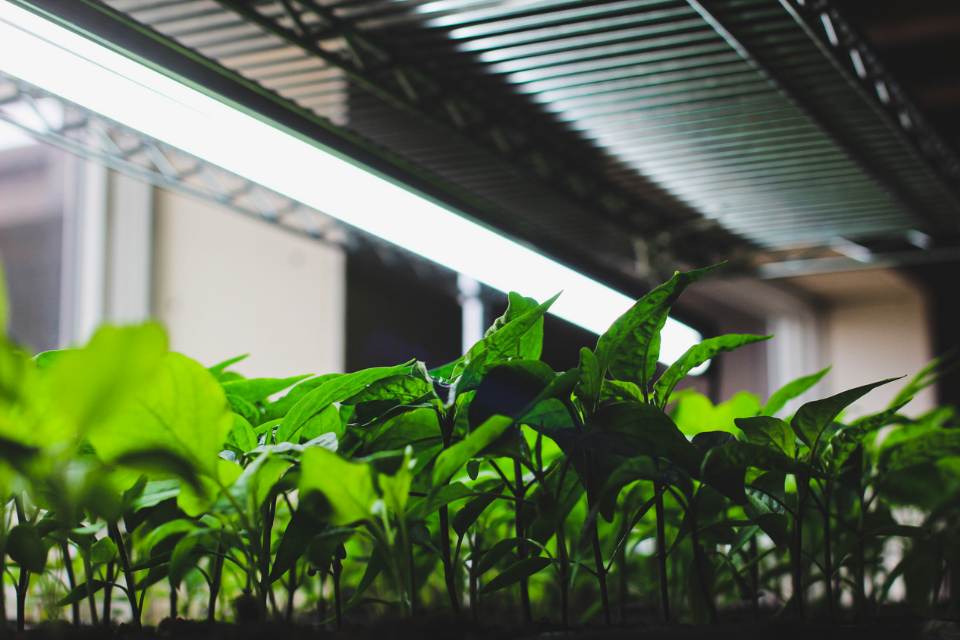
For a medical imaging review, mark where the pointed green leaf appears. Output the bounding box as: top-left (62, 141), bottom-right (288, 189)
top-left (656, 334), bottom-right (772, 407)
top-left (736, 416), bottom-right (795, 458)
top-left (452, 485), bottom-right (503, 537)
top-left (270, 508), bottom-right (325, 583)
top-left (341, 375), bottom-right (430, 405)
top-left (56, 581), bottom-right (107, 607)
top-left (791, 378), bottom-right (900, 450)
top-left (482, 292), bottom-right (546, 360)
top-left (226, 414), bottom-right (259, 453)
top-left (880, 429), bottom-right (960, 473)
top-left (480, 556), bottom-right (551, 594)
top-left (701, 442), bottom-right (820, 504)
top-left (576, 347), bottom-right (601, 413)
top-left (596, 264), bottom-right (721, 376)
top-left (761, 366), bottom-right (830, 417)
top-left (221, 374), bottom-right (313, 404)
top-left (300, 447), bottom-right (378, 526)
top-left (263, 373), bottom-right (343, 422)
top-left (276, 363), bottom-right (412, 443)
top-left (91, 537), bottom-right (118, 564)
top-left (466, 293), bottom-right (559, 364)
top-left (432, 416), bottom-right (514, 486)
top-left (474, 538), bottom-right (520, 577)
top-left (208, 354), bottom-right (248, 379)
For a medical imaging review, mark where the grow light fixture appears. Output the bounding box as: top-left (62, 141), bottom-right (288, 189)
top-left (0, 2), bottom-right (704, 366)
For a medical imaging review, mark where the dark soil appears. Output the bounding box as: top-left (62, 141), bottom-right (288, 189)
top-left (10, 616), bottom-right (959, 640)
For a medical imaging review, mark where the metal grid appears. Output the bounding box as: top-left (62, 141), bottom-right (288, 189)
top-left (29, 0), bottom-right (960, 276)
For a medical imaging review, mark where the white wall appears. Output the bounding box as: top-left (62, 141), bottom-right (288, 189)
top-left (787, 269), bottom-right (934, 417)
top-left (152, 189), bottom-right (346, 379)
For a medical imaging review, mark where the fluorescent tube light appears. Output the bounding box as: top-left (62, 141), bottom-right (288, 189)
top-left (0, 3), bottom-right (704, 367)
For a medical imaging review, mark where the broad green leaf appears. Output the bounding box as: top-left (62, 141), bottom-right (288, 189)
top-left (466, 293), bottom-right (559, 364)
top-left (595, 264), bottom-right (721, 376)
top-left (467, 459), bottom-right (481, 481)
top-left (227, 394), bottom-right (260, 426)
top-left (276, 363), bottom-right (412, 444)
top-left (452, 485), bottom-right (503, 536)
top-left (364, 407), bottom-right (440, 454)
top-left (306, 528), bottom-right (353, 573)
top-left (88, 352), bottom-right (233, 481)
top-left (581, 402), bottom-right (702, 478)
top-left (300, 447), bottom-right (378, 526)
top-left (7, 524), bottom-right (47, 573)
top-left (829, 401), bottom-right (910, 468)
top-left (226, 414), bottom-right (258, 453)
top-left (576, 347), bottom-right (601, 413)
top-left (691, 431), bottom-right (738, 456)
top-left (701, 442), bottom-right (819, 504)
top-left (743, 495), bottom-right (789, 549)
top-left (671, 391), bottom-right (759, 437)
top-left (178, 458), bottom-right (242, 517)
top-left (229, 452), bottom-right (290, 514)
top-left (736, 416), bottom-right (795, 458)
top-left (481, 292), bottom-right (547, 361)
top-left (474, 538), bottom-right (520, 577)
top-left (599, 379), bottom-right (643, 404)
top-left (168, 531), bottom-right (206, 588)
top-left (263, 373), bottom-right (343, 422)
top-left (791, 378), bottom-right (899, 450)
top-left (208, 354), bottom-right (248, 379)
top-left (655, 334), bottom-right (772, 407)
top-left (480, 556), bottom-right (550, 594)
top-left (270, 508), bottom-right (325, 583)
top-left (300, 405), bottom-right (343, 442)
top-left (347, 547), bottom-right (385, 607)
top-left (432, 416), bottom-right (514, 486)
top-left (221, 374), bottom-right (313, 404)
top-left (341, 375), bottom-right (430, 406)
top-left (609, 312), bottom-right (666, 395)
top-left (880, 429), bottom-right (960, 473)
top-left (42, 324), bottom-right (167, 443)
top-left (761, 366), bottom-right (830, 417)
top-left (91, 537), bottom-right (118, 564)
top-left (115, 449), bottom-right (204, 495)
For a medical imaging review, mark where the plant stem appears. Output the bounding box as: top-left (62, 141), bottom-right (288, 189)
top-left (792, 478), bottom-right (807, 621)
top-left (285, 566), bottom-right (296, 622)
top-left (332, 552), bottom-right (343, 630)
top-left (407, 536), bottom-right (417, 616)
top-left (108, 523), bottom-right (141, 629)
top-left (822, 486), bottom-right (835, 619)
top-left (513, 458), bottom-right (532, 625)
top-left (208, 544), bottom-right (224, 623)
top-left (102, 561), bottom-right (114, 625)
top-left (557, 525), bottom-right (569, 628)
top-left (584, 453), bottom-right (611, 625)
top-left (317, 571), bottom-right (326, 628)
top-left (749, 535), bottom-right (760, 619)
top-left (653, 476), bottom-right (670, 623)
top-left (437, 408), bottom-right (462, 620)
top-left (259, 497), bottom-right (276, 619)
top-left (61, 542), bottom-right (81, 626)
top-left (82, 549), bottom-right (100, 626)
top-left (14, 496), bottom-right (27, 631)
top-left (688, 495), bottom-right (718, 624)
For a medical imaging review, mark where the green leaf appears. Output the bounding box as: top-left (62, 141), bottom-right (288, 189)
top-left (221, 374), bottom-right (313, 404)
top-left (300, 405), bottom-right (343, 442)
top-left (880, 429), bottom-right (960, 473)
top-left (474, 538), bottom-right (520, 577)
top-left (596, 264), bottom-right (721, 376)
top-left (467, 360), bottom-right (554, 428)
top-left (7, 524), bottom-right (47, 573)
top-left (467, 459), bottom-right (481, 481)
top-left (655, 334), bottom-right (772, 407)
top-left (466, 293), bottom-right (559, 364)
top-left (480, 556), bottom-right (551, 594)
top-left (168, 532), bottom-right (204, 589)
top-left (115, 449), bottom-right (204, 495)
top-left (576, 347), bottom-right (601, 413)
top-left (670, 391), bottom-right (759, 437)
top-left (701, 442), bottom-right (819, 504)
top-left (761, 366), bottom-right (830, 417)
top-left (432, 416), bottom-right (514, 486)
top-left (263, 373), bottom-right (343, 422)
top-left (599, 379), bottom-right (643, 404)
top-left (226, 414), bottom-right (258, 453)
top-left (687, 550), bottom-right (716, 625)
top-left (581, 402), bottom-right (702, 478)
top-left (482, 292), bottom-right (547, 361)
top-left (91, 537), bottom-right (118, 564)
top-left (736, 416), bottom-right (796, 458)
top-left (276, 363), bottom-right (412, 444)
top-left (300, 447), bottom-right (378, 526)
top-left (342, 374), bottom-right (431, 406)
top-left (43, 324), bottom-right (167, 443)
top-left (208, 354), bottom-right (248, 379)
top-left (407, 482), bottom-right (474, 522)
top-left (57, 581), bottom-right (107, 607)
top-left (791, 378), bottom-right (899, 450)
top-left (306, 528), bottom-right (354, 573)
top-left (88, 352), bottom-right (234, 481)
top-left (452, 485), bottom-right (503, 537)
top-left (226, 394), bottom-right (260, 426)
top-left (347, 547), bottom-right (385, 607)
top-left (270, 508), bottom-right (324, 583)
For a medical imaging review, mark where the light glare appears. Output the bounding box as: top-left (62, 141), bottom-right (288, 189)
top-left (0, 3), bottom-right (704, 368)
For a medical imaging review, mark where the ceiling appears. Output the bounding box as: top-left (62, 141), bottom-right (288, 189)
top-left (18, 0), bottom-right (960, 291)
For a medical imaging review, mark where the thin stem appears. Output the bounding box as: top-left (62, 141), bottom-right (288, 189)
top-left (333, 551), bottom-right (343, 630)
top-left (14, 496), bottom-right (28, 631)
top-left (102, 561), bottom-right (114, 625)
top-left (0, 502), bottom-right (6, 630)
top-left (438, 407), bottom-right (462, 619)
top-left (61, 542), bottom-right (81, 626)
top-left (822, 485), bottom-right (835, 619)
top-left (689, 493), bottom-right (718, 624)
top-left (750, 535), bottom-right (760, 619)
top-left (654, 459), bottom-right (670, 624)
top-left (109, 523), bottom-right (141, 629)
top-left (259, 496), bottom-right (276, 619)
top-left (82, 550), bottom-right (100, 626)
top-left (793, 475), bottom-right (808, 621)
top-left (208, 544), bottom-right (224, 623)
top-left (513, 457), bottom-right (532, 625)
top-left (557, 525), bottom-right (569, 628)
